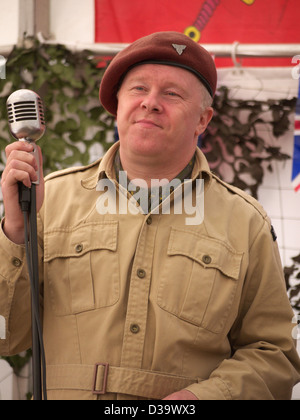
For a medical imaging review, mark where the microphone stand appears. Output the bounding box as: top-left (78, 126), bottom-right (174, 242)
top-left (7, 89), bottom-right (47, 400)
top-left (19, 170), bottom-right (46, 400)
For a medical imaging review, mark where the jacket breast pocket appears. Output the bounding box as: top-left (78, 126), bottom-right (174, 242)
top-left (44, 221), bottom-right (119, 316)
top-left (157, 228), bottom-right (243, 333)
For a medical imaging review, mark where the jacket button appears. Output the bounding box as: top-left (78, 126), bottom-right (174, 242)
top-left (202, 255), bottom-right (212, 265)
top-left (12, 257), bottom-right (22, 268)
top-left (137, 269), bottom-right (146, 279)
top-left (130, 324), bottom-right (140, 334)
top-left (75, 244), bottom-right (83, 253)
top-left (146, 217), bottom-right (153, 225)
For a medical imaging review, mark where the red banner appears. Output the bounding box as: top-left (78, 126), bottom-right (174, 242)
top-left (95, 0), bottom-right (300, 66)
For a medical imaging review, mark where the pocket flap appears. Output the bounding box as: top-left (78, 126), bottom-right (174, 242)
top-left (168, 228), bottom-right (243, 280)
top-left (44, 221), bottom-right (118, 262)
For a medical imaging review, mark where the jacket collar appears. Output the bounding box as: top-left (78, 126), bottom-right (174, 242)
top-left (81, 141), bottom-right (212, 190)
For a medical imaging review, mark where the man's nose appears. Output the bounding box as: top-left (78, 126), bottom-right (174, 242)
top-left (140, 91), bottom-right (162, 113)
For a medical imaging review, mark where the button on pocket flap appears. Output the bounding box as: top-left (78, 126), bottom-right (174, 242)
top-left (44, 221), bottom-right (118, 262)
top-left (168, 228), bottom-right (243, 280)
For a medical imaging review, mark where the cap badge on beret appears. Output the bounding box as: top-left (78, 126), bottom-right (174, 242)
top-left (172, 44), bottom-right (187, 56)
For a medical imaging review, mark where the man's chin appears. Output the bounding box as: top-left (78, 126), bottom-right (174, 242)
top-left (125, 138), bottom-right (165, 157)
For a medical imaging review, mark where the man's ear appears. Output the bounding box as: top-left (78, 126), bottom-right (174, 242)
top-left (195, 107), bottom-right (214, 137)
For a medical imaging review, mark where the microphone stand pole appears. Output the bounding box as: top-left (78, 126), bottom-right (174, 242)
top-left (20, 181), bottom-right (45, 400)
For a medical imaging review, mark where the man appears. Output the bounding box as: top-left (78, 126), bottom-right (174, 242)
top-left (0, 32), bottom-right (300, 400)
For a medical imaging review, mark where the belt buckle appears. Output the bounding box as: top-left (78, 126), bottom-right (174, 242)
top-left (93, 363), bottom-right (109, 395)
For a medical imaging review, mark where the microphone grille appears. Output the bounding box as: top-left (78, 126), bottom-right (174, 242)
top-left (7, 97), bottom-right (45, 126)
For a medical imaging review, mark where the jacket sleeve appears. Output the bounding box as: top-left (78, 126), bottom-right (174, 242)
top-left (186, 219), bottom-right (300, 400)
top-left (0, 217), bottom-right (44, 356)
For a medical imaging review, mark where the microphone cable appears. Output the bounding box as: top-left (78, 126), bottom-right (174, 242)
top-left (19, 183), bottom-right (47, 401)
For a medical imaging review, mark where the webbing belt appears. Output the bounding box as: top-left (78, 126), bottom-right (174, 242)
top-left (46, 363), bottom-right (199, 399)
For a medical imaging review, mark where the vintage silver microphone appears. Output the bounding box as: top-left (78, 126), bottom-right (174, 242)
top-left (6, 89), bottom-right (45, 185)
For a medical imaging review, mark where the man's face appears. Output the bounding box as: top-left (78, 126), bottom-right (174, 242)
top-left (116, 64), bottom-right (212, 169)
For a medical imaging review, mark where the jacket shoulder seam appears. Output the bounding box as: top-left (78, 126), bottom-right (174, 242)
top-left (44, 158), bottom-right (102, 183)
top-left (211, 174), bottom-right (268, 221)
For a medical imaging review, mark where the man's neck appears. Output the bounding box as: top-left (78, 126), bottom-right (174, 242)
top-left (117, 149), bottom-right (195, 187)
top-left (114, 148), bottom-right (196, 214)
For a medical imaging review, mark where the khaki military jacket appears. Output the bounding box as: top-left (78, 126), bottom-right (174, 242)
top-left (0, 143), bottom-right (300, 400)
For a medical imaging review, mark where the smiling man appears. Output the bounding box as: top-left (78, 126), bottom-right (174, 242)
top-left (116, 64), bottom-right (213, 184)
top-left (0, 32), bottom-right (300, 400)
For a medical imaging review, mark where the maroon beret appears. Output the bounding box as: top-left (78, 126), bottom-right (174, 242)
top-left (99, 31), bottom-right (217, 116)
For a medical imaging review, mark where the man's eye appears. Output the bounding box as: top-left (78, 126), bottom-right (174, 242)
top-left (133, 86), bottom-right (145, 92)
top-left (166, 91), bottom-right (179, 97)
